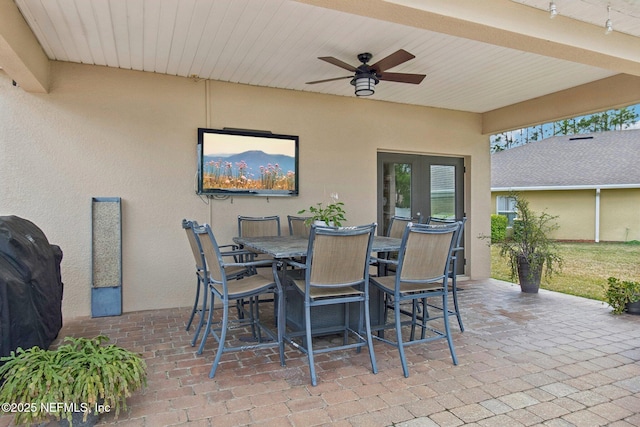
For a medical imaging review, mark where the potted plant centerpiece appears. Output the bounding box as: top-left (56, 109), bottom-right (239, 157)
top-left (298, 193), bottom-right (346, 227)
top-left (603, 277), bottom-right (640, 315)
top-left (494, 193), bottom-right (563, 293)
top-left (0, 335), bottom-right (147, 426)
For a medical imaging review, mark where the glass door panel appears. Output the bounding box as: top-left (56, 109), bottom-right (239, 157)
top-left (381, 162), bottom-right (412, 234)
top-left (378, 152), bottom-right (464, 273)
top-left (430, 165), bottom-right (456, 219)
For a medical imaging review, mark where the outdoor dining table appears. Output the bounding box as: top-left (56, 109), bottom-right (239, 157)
top-left (232, 234), bottom-right (403, 332)
top-left (232, 234), bottom-right (402, 259)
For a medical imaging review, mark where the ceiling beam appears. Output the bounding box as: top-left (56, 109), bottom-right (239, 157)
top-left (0, 0), bottom-right (50, 93)
top-left (482, 73), bottom-right (640, 134)
top-left (295, 0), bottom-right (640, 76)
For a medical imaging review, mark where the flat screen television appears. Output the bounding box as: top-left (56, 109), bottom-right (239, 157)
top-left (197, 127), bottom-right (299, 196)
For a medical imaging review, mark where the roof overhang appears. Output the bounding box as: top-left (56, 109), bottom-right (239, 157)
top-left (492, 184), bottom-right (640, 192)
top-left (2, 0), bottom-right (640, 129)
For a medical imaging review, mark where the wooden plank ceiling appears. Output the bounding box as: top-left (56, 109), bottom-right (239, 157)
top-left (7, 0), bottom-right (640, 113)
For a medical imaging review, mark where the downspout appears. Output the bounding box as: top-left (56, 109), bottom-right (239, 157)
top-left (205, 79), bottom-right (214, 227)
top-left (594, 188), bottom-right (601, 243)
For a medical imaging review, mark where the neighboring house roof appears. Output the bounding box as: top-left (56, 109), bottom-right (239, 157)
top-left (491, 129), bottom-right (640, 191)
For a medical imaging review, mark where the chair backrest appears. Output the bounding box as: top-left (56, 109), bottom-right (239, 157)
top-left (386, 216), bottom-right (413, 238)
top-left (305, 223), bottom-right (376, 287)
top-left (182, 219), bottom-right (206, 271)
top-left (288, 215), bottom-right (311, 237)
top-left (396, 222), bottom-right (460, 283)
top-left (193, 224), bottom-right (226, 284)
top-left (238, 215), bottom-right (281, 237)
top-left (425, 216), bottom-right (467, 250)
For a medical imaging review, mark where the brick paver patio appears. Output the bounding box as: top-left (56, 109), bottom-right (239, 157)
top-left (1, 278), bottom-right (639, 426)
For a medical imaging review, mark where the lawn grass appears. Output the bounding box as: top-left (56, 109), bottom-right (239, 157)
top-left (491, 241), bottom-right (640, 301)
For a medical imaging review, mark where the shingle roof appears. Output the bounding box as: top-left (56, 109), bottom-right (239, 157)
top-left (491, 129), bottom-right (640, 189)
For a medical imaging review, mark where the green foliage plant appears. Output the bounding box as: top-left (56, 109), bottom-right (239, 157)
top-left (495, 193), bottom-right (563, 282)
top-left (490, 214), bottom-right (507, 243)
top-left (298, 193), bottom-right (346, 226)
top-left (603, 277), bottom-right (640, 314)
top-left (0, 335), bottom-right (147, 426)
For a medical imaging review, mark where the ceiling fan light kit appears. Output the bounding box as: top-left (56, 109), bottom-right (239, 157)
top-left (351, 52), bottom-right (379, 96)
top-left (351, 76), bottom-right (379, 96)
top-left (352, 74), bottom-right (378, 96)
top-left (307, 49), bottom-right (426, 97)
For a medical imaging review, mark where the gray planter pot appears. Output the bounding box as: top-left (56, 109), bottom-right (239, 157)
top-left (61, 411), bottom-right (99, 427)
top-left (517, 255), bottom-right (542, 293)
top-left (36, 410), bottom-right (99, 427)
top-left (626, 299), bottom-right (640, 315)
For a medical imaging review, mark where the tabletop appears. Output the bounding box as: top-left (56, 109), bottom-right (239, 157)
top-left (233, 235), bottom-right (402, 259)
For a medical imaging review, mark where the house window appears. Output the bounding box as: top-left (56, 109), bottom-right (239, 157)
top-left (497, 196), bottom-right (517, 226)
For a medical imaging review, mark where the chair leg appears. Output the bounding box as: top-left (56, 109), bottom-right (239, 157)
top-left (198, 289), bottom-right (215, 355)
top-left (304, 302), bottom-right (317, 386)
top-left (450, 275), bottom-right (464, 332)
top-left (273, 264), bottom-right (286, 367)
top-left (209, 301), bottom-right (229, 378)
top-left (363, 297), bottom-right (377, 375)
top-left (273, 291), bottom-right (279, 326)
top-left (409, 300), bottom-right (419, 341)
top-left (395, 299), bottom-right (409, 378)
top-left (420, 297), bottom-right (428, 340)
top-left (191, 282), bottom-right (209, 347)
top-left (379, 294), bottom-right (391, 339)
top-left (344, 303), bottom-right (351, 348)
top-left (277, 288), bottom-right (286, 367)
top-left (249, 297), bottom-right (259, 341)
top-left (236, 297), bottom-right (245, 320)
top-left (186, 276), bottom-right (201, 331)
top-left (256, 296), bottom-right (267, 343)
top-left (442, 291), bottom-right (458, 366)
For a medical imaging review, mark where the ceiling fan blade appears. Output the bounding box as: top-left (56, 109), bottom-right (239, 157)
top-left (378, 72), bottom-right (426, 84)
top-left (318, 56), bottom-right (358, 72)
top-left (370, 49), bottom-right (415, 73)
top-left (306, 76), bottom-right (352, 85)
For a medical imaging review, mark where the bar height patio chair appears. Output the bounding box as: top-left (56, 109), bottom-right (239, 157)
top-left (182, 219), bottom-right (250, 347)
top-left (194, 224), bottom-right (285, 378)
top-left (376, 216), bottom-right (419, 330)
top-left (287, 215), bottom-right (311, 237)
top-left (378, 216), bottom-right (414, 276)
top-left (282, 223), bottom-right (378, 386)
top-left (237, 215), bottom-right (282, 315)
top-left (424, 216), bottom-right (467, 331)
top-left (238, 215), bottom-right (281, 237)
top-left (370, 221), bottom-right (461, 377)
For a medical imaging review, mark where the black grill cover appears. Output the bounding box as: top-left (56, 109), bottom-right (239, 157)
top-left (0, 216), bottom-right (63, 358)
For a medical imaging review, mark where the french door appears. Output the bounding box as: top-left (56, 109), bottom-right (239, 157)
top-left (377, 152), bottom-right (465, 273)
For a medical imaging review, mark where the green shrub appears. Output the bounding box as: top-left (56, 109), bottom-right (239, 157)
top-left (0, 335), bottom-right (146, 426)
top-left (603, 277), bottom-right (640, 314)
top-left (490, 214), bottom-right (507, 243)
top-left (495, 194), bottom-right (563, 282)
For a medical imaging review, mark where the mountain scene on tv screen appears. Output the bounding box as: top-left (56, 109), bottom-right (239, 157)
top-left (203, 150), bottom-right (295, 191)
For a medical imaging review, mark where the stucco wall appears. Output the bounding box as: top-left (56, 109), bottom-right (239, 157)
top-left (524, 191), bottom-right (595, 241)
top-left (492, 189), bottom-right (640, 242)
top-left (1, 62), bottom-right (490, 318)
top-left (600, 189), bottom-right (640, 242)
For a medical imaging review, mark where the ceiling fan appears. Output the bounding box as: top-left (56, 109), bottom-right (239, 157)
top-left (306, 49), bottom-right (426, 96)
